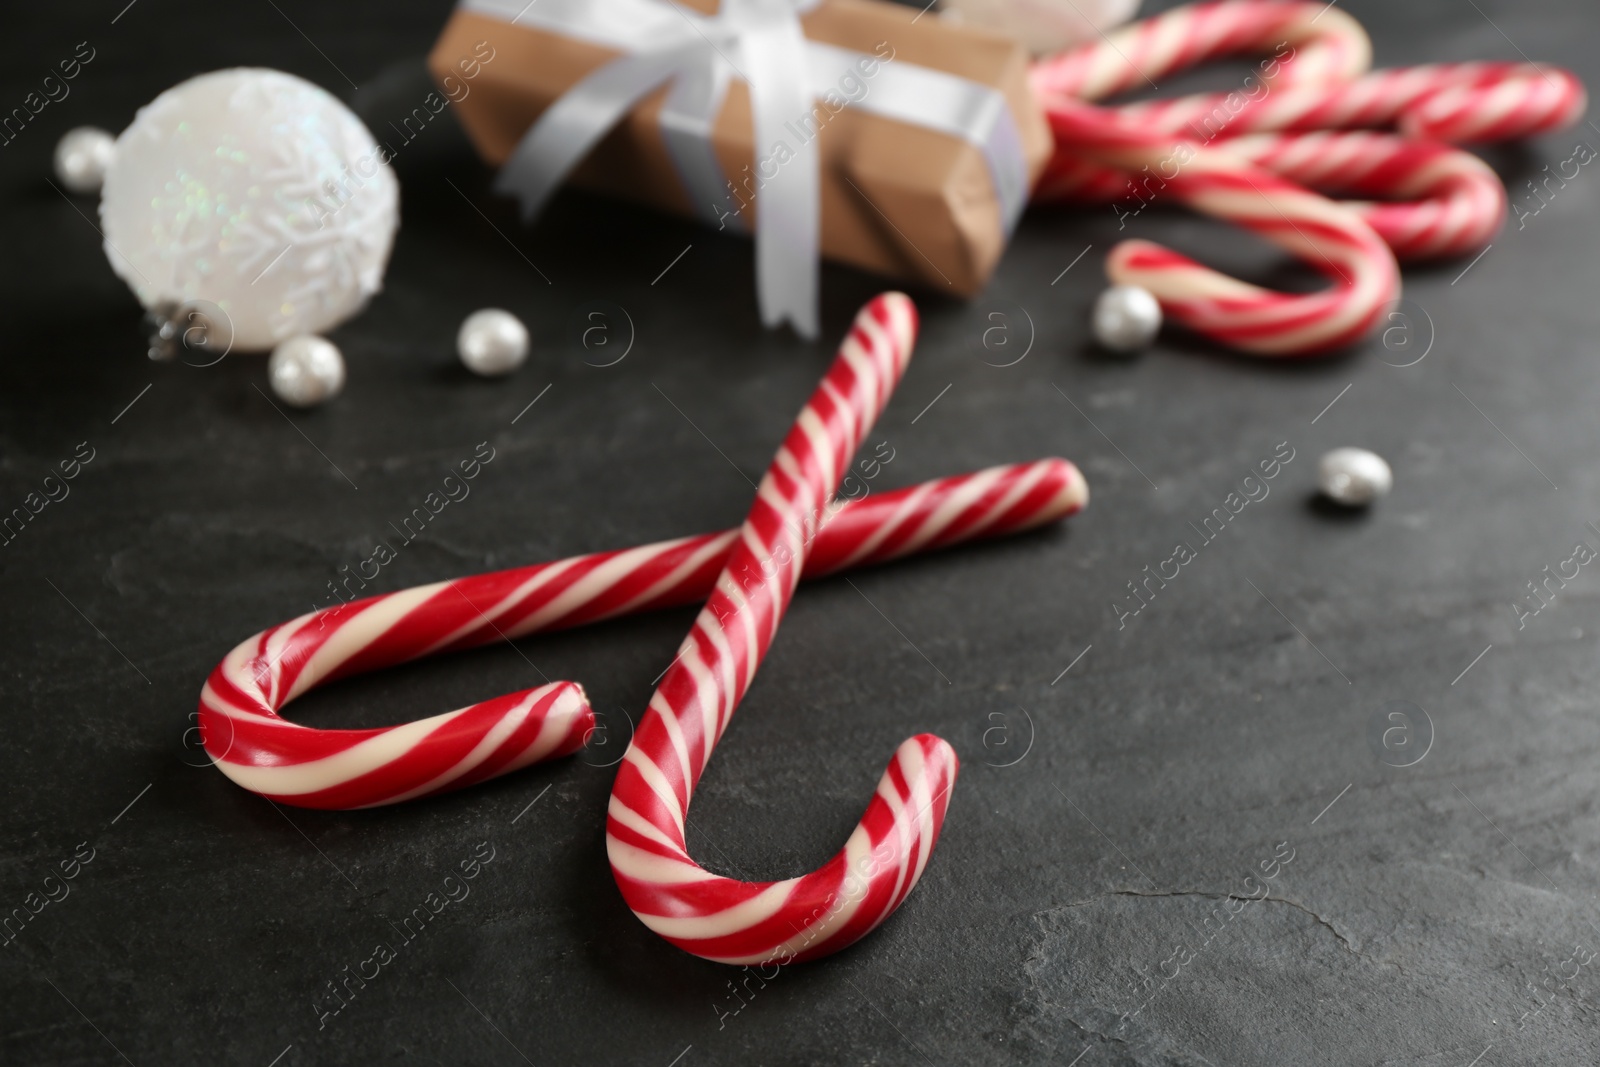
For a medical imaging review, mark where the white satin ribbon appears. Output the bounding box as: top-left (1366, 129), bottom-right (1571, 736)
top-left (467, 0), bottom-right (1027, 339)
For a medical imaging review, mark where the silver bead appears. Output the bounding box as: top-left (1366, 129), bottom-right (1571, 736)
top-left (457, 308), bottom-right (529, 377)
top-left (143, 300), bottom-right (233, 364)
top-left (1091, 285), bottom-right (1162, 353)
top-left (1318, 447), bottom-right (1392, 506)
top-left (268, 335), bottom-right (345, 408)
top-left (53, 126), bottom-right (116, 195)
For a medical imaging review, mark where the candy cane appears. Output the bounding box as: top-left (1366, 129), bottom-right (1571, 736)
top-left (1027, 0), bottom-right (1372, 102)
top-left (1119, 62), bottom-right (1587, 144)
top-left (1028, 0), bottom-right (1373, 209)
top-left (1041, 130), bottom-right (1506, 261)
top-left (1029, 1), bottom-right (1585, 354)
top-left (608, 293), bottom-right (951, 965)
top-left (1038, 53), bottom-right (1583, 260)
top-left (1038, 95), bottom-right (1400, 355)
top-left (1223, 131), bottom-right (1505, 260)
top-left (199, 456), bottom-right (1087, 810)
top-left (1029, 3), bottom-right (1399, 355)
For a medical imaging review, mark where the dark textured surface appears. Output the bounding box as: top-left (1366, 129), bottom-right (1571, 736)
top-left (4, 1), bottom-right (1600, 1064)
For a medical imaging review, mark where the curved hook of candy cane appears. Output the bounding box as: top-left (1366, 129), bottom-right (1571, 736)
top-left (1028, 0), bottom-right (1371, 106)
top-left (1043, 129), bottom-right (1506, 261)
top-left (198, 458), bottom-right (1088, 810)
top-left (608, 293), bottom-right (952, 965)
top-left (1027, 1), bottom-right (1583, 355)
top-left (200, 613), bottom-right (594, 811)
top-left (1220, 62), bottom-right (1589, 144)
top-left (1027, 1), bottom-right (1399, 355)
top-left (1098, 62), bottom-right (1585, 148)
top-left (1396, 63), bottom-right (1587, 143)
top-left (1040, 98), bottom-right (1400, 355)
top-left (1224, 131), bottom-right (1506, 260)
top-left (1036, 63), bottom-right (1580, 263)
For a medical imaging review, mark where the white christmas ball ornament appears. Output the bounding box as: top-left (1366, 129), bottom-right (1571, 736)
top-left (1318, 447), bottom-right (1393, 506)
top-left (100, 68), bottom-right (399, 352)
top-left (54, 127), bottom-right (116, 194)
top-left (1092, 285), bottom-right (1162, 353)
top-left (941, 0), bottom-right (1141, 55)
top-left (268, 335), bottom-right (345, 408)
top-left (457, 309), bottom-right (529, 376)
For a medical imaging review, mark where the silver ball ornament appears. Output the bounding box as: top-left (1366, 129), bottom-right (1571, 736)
top-left (1092, 285), bottom-right (1162, 353)
top-left (1318, 447), bottom-right (1392, 506)
top-left (54, 126), bottom-right (116, 194)
top-left (457, 309), bottom-right (529, 377)
top-left (268, 335), bottom-right (345, 408)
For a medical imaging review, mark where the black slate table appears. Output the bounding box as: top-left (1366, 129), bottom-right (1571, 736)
top-left (4, 1), bottom-right (1600, 1064)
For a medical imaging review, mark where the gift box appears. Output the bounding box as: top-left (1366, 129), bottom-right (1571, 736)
top-left (428, 0), bottom-right (1051, 335)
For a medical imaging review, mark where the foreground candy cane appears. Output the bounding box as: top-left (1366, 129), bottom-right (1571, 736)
top-left (199, 457), bottom-right (1086, 809)
top-left (608, 293), bottom-right (950, 965)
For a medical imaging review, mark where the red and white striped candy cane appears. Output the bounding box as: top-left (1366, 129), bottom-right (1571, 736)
top-left (1041, 129), bottom-right (1506, 261)
top-left (1030, 1), bottom-right (1401, 355)
top-left (1030, 2), bottom-right (1586, 353)
top-left (1027, 0), bottom-right (1372, 103)
top-left (1223, 131), bottom-right (1505, 260)
top-left (1037, 95), bottom-right (1400, 354)
top-left (608, 293), bottom-right (953, 965)
top-left (200, 456), bottom-right (1086, 810)
top-left (1385, 63), bottom-right (1587, 143)
top-left (1116, 58), bottom-right (1584, 259)
top-left (1041, 49), bottom-right (1583, 260)
top-left (1029, 0), bottom-right (1374, 208)
top-left (1122, 61), bottom-right (1587, 144)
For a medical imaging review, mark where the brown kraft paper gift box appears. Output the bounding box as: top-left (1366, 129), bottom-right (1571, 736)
top-left (428, 0), bottom-right (1050, 296)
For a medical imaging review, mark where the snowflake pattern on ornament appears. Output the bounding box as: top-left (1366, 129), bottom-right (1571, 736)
top-left (100, 68), bottom-right (399, 351)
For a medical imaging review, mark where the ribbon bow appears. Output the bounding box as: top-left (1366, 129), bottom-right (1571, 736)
top-left (475, 0), bottom-right (1030, 340)
top-left (494, 0), bottom-right (823, 337)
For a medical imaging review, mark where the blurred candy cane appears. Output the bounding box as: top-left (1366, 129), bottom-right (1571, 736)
top-left (1223, 131), bottom-right (1505, 260)
top-left (200, 456), bottom-right (1086, 810)
top-left (1040, 57), bottom-right (1584, 259)
top-left (1031, 3), bottom-right (1398, 354)
top-left (1042, 130), bottom-right (1507, 260)
top-left (1030, 0), bottom-right (1375, 206)
top-left (1119, 61), bottom-right (1586, 143)
top-left (1030, 0), bottom-right (1586, 353)
top-left (608, 293), bottom-right (957, 965)
top-left (1027, 0), bottom-right (1372, 102)
top-left (1037, 95), bottom-right (1400, 354)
